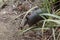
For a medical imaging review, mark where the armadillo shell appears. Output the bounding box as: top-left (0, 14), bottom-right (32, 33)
top-left (27, 16), bottom-right (44, 26)
top-left (26, 8), bottom-right (48, 26)
top-left (26, 10), bottom-right (44, 26)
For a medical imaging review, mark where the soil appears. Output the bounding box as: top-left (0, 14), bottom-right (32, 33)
top-left (0, 0), bottom-right (60, 40)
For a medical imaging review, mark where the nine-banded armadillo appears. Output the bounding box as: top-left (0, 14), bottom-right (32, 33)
top-left (24, 8), bottom-right (47, 26)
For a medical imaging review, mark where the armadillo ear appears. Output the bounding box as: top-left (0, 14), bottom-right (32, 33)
top-left (23, 19), bottom-right (28, 26)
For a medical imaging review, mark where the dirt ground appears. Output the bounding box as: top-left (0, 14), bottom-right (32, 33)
top-left (0, 0), bottom-right (41, 40)
top-left (0, 0), bottom-right (60, 40)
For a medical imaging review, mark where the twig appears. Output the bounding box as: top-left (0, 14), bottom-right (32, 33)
top-left (42, 20), bottom-right (46, 39)
top-left (52, 28), bottom-right (56, 40)
top-left (8, 12), bottom-right (26, 22)
top-left (57, 33), bottom-right (60, 40)
top-left (47, 27), bottom-right (58, 40)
